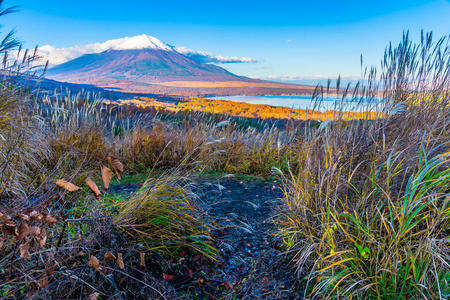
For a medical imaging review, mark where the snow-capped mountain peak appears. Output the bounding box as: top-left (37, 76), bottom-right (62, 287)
top-left (109, 34), bottom-right (173, 51)
top-left (36, 35), bottom-right (255, 66)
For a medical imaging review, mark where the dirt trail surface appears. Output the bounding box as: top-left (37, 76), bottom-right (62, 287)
top-left (110, 177), bottom-right (303, 299)
top-left (191, 176), bottom-right (303, 299)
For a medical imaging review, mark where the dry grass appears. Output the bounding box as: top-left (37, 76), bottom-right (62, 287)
top-left (276, 31), bottom-right (450, 299)
top-left (153, 80), bottom-right (316, 89)
top-left (2, 18), bottom-right (449, 300)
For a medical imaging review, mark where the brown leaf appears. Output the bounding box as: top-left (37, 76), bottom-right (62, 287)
top-left (29, 211), bottom-right (42, 220)
top-left (20, 213), bottom-right (30, 221)
top-left (108, 156), bottom-right (124, 173)
top-left (1, 220), bottom-right (17, 236)
top-left (16, 221), bottom-right (29, 240)
top-left (117, 252), bottom-right (124, 269)
top-left (87, 292), bottom-right (100, 300)
top-left (140, 252), bottom-right (146, 267)
top-left (29, 226), bottom-right (41, 236)
top-left (0, 210), bottom-right (10, 221)
top-left (56, 179), bottom-right (81, 192)
top-left (0, 237), bottom-right (4, 250)
top-left (101, 165), bottom-right (113, 190)
top-left (26, 288), bottom-right (36, 298)
top-left (43, 215), bottom-right (57, 228)
top-left (19, 241), bottom-right (31, 260)
top-left (104, 251), bottom-right (116, 261)
top-left (86, 177), bottom-right (101, 200)
top-left (220, 281), bottom-right (233, 290)
top-left (36, 227), bottom-right (47, 248)
top-left (45, 266), bottom-right (54, 276)
top-left (39, 277), bottom-right (49, 288)
top-left (89, 255), bottom-right (100, 271)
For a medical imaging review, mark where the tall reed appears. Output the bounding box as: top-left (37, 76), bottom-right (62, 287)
top-left (276, 31), bottom-right (450, 299)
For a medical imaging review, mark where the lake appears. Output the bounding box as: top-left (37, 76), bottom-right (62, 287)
top-left (210, 95), bottom-right (379, 112)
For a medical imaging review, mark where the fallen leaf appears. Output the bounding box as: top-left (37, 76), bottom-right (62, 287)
top-left (89, 255), bottom-right (100, 271)
top-left (29, 211), bottom-right (41, 220)
top-left (220, 281), bottom-right (233, 290)
top-left (26, 284), bottom-right (37, 298)
top-left (56, 179), bottom-right (81, 192)
top-left (108, 156), bottom-right (124, 173)
top-left (188, 269), bottom-right (193, 278)
top-left (117, 252), bottom-right (124, 269)
top-left (19, 241), bottom-right (31, 260)
top-left (99, 266), bottom-right (108, 274)
top-left (43, 215), bottom-right (57, 228)
top-left (45, 266), bottom-right (54, 276)
top-left (1, 220), bottom-right (17, 236)
top-left (29, 226), bottom-right (41, 236)
top-left (36, 227), bottom-right (47, 248)
top-left (0, 237), bottom-right (4, 250)
top-left (86, 177), bottom-right (101, 200)
top-left (40, 277), bottom-right (49, 288)
top-left (163, 274), bottom-right (174, 281)
top-left (87, 292), bottom-right (100, 300)
top-left (0, 211), bottom-right (10, 221)
top-left (20, 213), bottom-right (30, 221)
top-left (16, 221), bottom-right (29, 240)
top-left (140, 252), bottom-right (145, 267)
top-left (104, 251), bottom-right (116, 261)
top-left (101, 165), bottom-right (113, 189)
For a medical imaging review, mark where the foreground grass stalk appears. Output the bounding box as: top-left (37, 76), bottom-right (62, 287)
top-left (277, 31), bottom-right (450, 299)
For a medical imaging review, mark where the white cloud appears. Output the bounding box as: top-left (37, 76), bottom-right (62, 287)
top-left (174, 47), bottom-right (257, 64)
top-left (19, 35), bottom-right (257, 67)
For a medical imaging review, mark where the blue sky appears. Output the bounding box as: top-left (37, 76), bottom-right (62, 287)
top-left (3, 0), bottom-right (450, 84)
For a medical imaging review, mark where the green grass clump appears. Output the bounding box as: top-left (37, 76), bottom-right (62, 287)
top-left (114, 174), bottom-right (217, 259)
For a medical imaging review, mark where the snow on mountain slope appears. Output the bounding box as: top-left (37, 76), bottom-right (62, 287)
top-left (37, 35), bottom-right (255, 66)
top-left (109, 35), bottom-right (173, 51)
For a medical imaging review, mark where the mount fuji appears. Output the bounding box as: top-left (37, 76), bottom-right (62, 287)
top-left (46, 35), bottom-right (246, 83)
top-left (45, 35), bottom-right (314, 97)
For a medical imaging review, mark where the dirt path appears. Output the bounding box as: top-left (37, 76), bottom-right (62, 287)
top-left (110, 176), bottom-right (303, 299)
top-left (192, 176), bottom-right (303, 299)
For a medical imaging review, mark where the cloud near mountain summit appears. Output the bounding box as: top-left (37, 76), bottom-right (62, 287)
top-left (174, 47), bottom-right (257, 64)
top-left (35, 35), bottom-right (257, 66)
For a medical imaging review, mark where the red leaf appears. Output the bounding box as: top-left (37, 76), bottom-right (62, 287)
top-left (163, 274), bottom-right (174, 281)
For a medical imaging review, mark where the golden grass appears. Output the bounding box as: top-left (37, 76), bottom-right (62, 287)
top-left (153, 80), bottom-right (317, 89)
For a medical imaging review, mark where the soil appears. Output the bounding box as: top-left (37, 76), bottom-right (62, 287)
top-left (109, 176), bottom-right (304, 299)
top-left (193, 176), bottom-right (303, 299)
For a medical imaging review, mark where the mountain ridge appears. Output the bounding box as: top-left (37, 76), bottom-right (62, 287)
top-left (45, 35), bottom-right (315, 97)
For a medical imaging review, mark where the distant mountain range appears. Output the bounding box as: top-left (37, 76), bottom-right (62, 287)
top-left (45, 35), bottom-right (315, 97)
